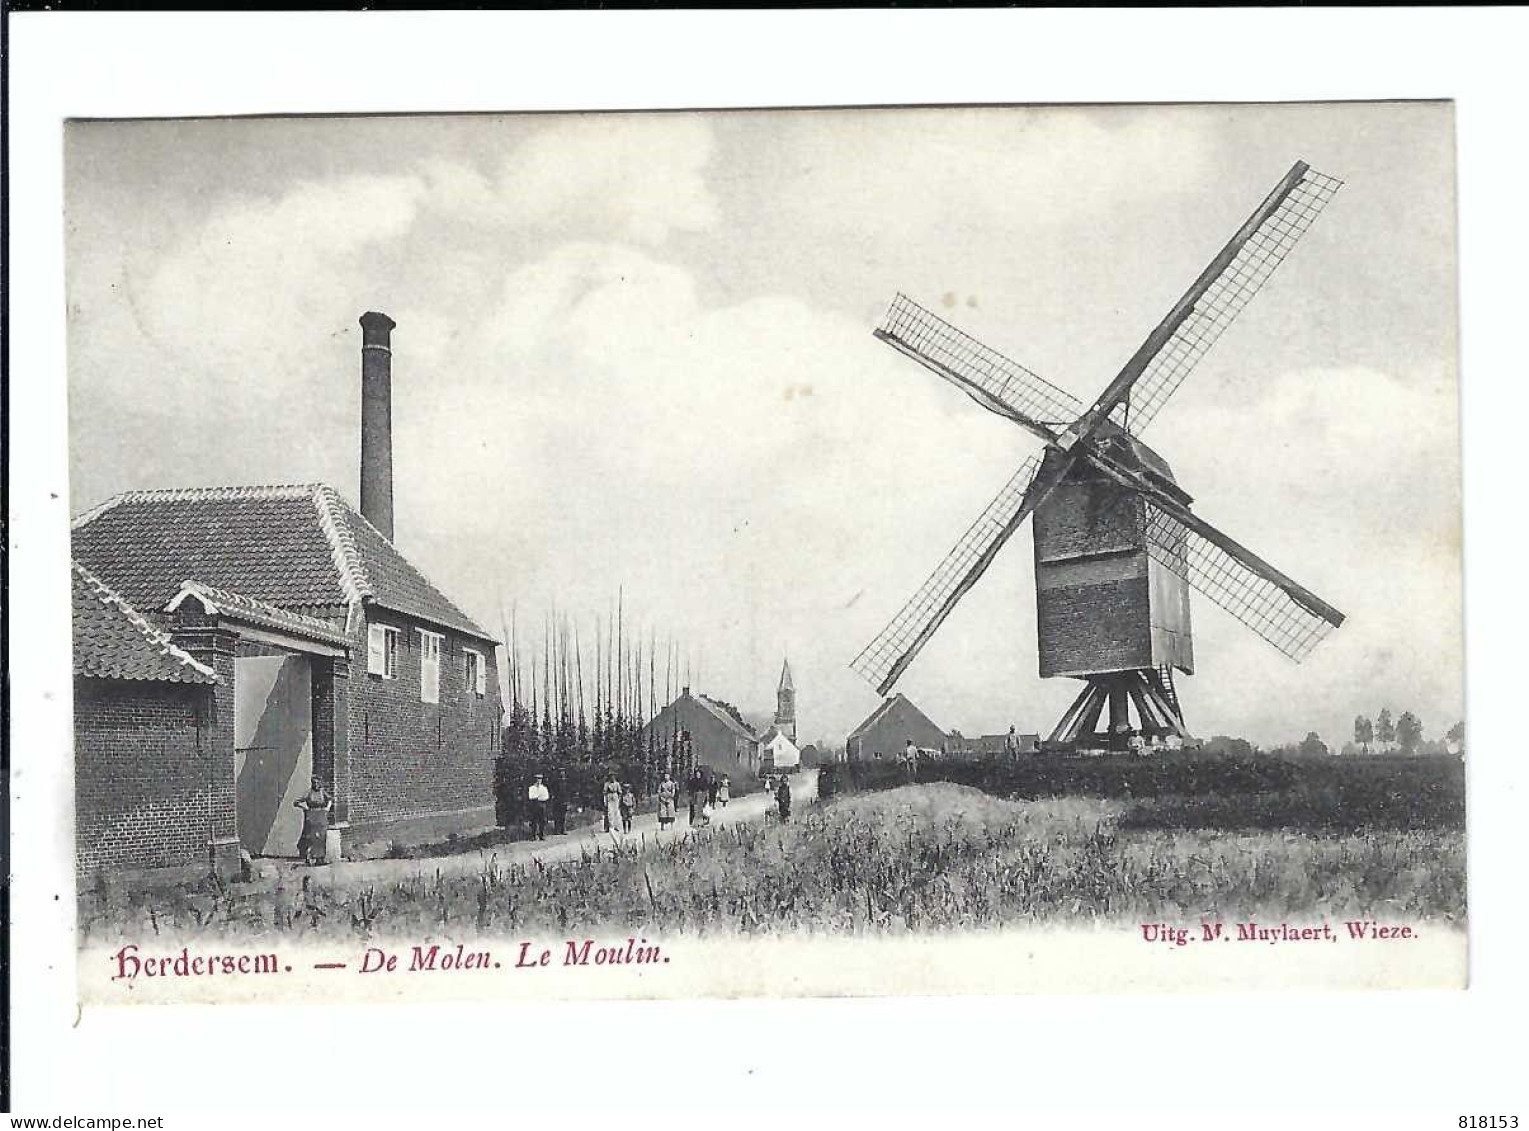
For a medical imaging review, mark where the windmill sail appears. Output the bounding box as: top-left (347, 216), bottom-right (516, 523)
top-left (875, 294), bottom-right (1078, 444)
top-left (1109, 164), bottom-right (1343, 435)
top-left (1143, 502), bottom-right (1342, 662)
top-left (852, 455), bottom-right (1051, 694)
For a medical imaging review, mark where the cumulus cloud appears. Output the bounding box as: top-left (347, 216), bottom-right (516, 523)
top-left (762, 106), bottom-right (1216, 242)
top-left (424, 115), bottom-right (718, 244)
top-left (137, 173), bottom-right (428, 377)
top-left (132, 115), bottom-right (720, 398)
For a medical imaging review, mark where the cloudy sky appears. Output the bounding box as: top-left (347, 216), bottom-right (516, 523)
top-left (65, 102), bottom-right (1460, 749)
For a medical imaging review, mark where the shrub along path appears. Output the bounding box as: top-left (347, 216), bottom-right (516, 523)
top-left (284, 770), bottom-right (819, 888)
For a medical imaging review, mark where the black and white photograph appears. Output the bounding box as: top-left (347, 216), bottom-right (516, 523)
top-left (56, 100), bottom-right (1467, 1004)
top-left (16, 7), bottom-right (1529, 1124)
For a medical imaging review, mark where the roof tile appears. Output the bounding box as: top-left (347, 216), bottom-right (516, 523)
top-left (71, 484), bottom-right (493, 641)
top-left (72, 561), bottom-right (217, 684)
top-left (166, 580), bottom-right (352, 647)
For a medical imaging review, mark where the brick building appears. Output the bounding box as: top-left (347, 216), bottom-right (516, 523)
top-left (641, 688), bottom-right (760, 779)
top-left (846, 693), bottom-right (948, 761)
top-left (72, 561), bottom-right (219, 880)
top-left (71, 312), bottom-right (502, 879)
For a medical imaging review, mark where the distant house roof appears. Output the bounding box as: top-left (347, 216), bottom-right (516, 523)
top-left (848, 693), bottom-right (943, 743)
top-left (72, 561), bottom-right (217, 684)
top-left (760, 727), bottom-right (801, 766)
top-left (684, 692), bottom-right (760, 743)
top-left (71, 484), bottom-right (494, 642)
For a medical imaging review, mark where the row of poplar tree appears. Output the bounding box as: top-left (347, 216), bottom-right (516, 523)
top-left (496, 602), bottom-right (703, 793)
top-left (1351, 707), bottom-right (1460, 755)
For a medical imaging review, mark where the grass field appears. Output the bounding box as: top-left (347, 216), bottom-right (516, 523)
top-left (80, 756), bottom-right (1466, 944)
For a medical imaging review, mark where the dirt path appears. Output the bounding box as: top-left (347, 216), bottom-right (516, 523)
top-left (287, 770), bottom-right (819, 887)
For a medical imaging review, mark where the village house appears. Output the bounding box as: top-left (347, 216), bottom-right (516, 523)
top-left (641, 687), bottom-right (760, 779)
top-left (641, 658), bottom-right (800, 778)
top-left (846, 693), bottom-right (948, 761)
top-left (757, 726), bottom-right (802, 773)
top-left (71, 313), bottom-right (502, 880)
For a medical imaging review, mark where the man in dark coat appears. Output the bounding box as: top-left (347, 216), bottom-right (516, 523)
top-left (551, 771), bottom-right (568, 835)
top-left (775, 775), bottom-right (792, 823)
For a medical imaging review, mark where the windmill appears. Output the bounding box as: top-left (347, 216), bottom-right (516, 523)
top-left (851, 160), bottom-right (1346, 751)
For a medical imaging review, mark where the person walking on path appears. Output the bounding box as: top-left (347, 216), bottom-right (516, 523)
top-left (775, 775), bottom-right (792, 824)
top-left (603, 772), bottom-right (622, 834)
top-left (707, 774), bottom-right (720, 808)
top-left (656, 773), bottom-right (678, 830)
top-left (551, 771), bottom-right (568, 836)
top-left (687, 766), bottom-right (707, 827)
top-left (294, 776), bottom-right (332, 865)
top-left (526, 774), bottom-right (550, 841)
top-left (718, 776), bottom-right (731, 808)
top-left (619, 782), bottom-right (636, 834)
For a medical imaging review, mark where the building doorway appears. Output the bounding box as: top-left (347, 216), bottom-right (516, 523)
top-left (233, 653), bottom-right (314, 857)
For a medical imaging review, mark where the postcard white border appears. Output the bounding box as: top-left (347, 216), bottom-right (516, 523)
top-left (8, 8), bottom-right (1528, 1117)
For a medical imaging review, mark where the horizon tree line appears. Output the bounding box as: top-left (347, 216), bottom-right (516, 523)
top-left (1349, 707), bottom-right (1457, 756)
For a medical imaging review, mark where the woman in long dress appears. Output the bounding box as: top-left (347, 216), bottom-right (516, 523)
top-left (294, 777), bottom-right (331, 864)
top-left (775, 775), bottom-right (792, 824)
top-left (656, 773), bottom-right (678, 830)
top-left (603, 773), bottom-right (623, 834)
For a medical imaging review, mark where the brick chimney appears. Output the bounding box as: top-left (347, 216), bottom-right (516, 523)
top-left (358, 311), bottom-right (396, 541)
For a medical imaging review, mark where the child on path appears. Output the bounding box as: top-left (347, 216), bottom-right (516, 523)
top-left (619, 782), bottom-right (636, 834)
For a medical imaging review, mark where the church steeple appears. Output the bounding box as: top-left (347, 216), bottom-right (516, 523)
top-left (774, 658), bottom-right (796, 742)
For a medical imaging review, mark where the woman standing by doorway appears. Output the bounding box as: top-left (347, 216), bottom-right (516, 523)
top-left (294, 777), bottom-right (331, 865)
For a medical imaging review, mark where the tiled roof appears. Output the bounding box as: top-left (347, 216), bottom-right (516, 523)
top-left (165, 581), bottom-right (352, 648)
top-left (339, 497), bottom-right (492, 641)
top-left (692, 693), bottom-right (760, 742)
top-left (847, 693), bottom-right (942, 743)
top-left (72, 561), bottom-right (217, 684)
top-left (72, 484), bottom-right (494, 641)
top-left (759, 726), bottom-right (798, 750)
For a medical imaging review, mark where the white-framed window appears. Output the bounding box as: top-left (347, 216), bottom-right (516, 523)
top-left (367, 624), bottom-right (400, 679)
top-left (419, 630), bottom-right (443, 704)
top-left (464, 647), bottom-right (486, 697)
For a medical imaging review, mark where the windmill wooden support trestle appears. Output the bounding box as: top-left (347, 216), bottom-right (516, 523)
top-left (852, 159), bottom-right (1349, 751)
top-left (1045, 668), bottom-right (1187, 752)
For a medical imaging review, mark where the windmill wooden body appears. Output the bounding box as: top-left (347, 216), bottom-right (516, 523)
top-left (853, 161), bottom-right (1347, 751)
